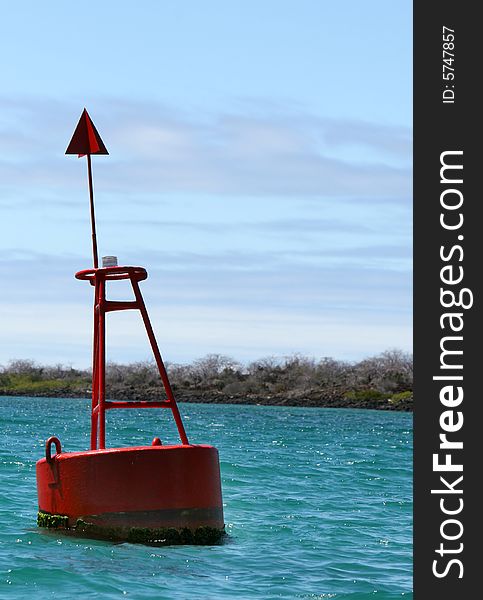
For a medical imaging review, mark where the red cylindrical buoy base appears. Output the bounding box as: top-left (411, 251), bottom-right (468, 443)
top-left (36, 443), bottom-right (224, 545)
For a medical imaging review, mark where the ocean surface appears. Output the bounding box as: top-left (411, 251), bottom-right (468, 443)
top-left (0, 397), bottom-right (412, 599)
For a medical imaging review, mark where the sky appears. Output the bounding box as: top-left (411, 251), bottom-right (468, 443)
top-left (0, 1), bottom-right (412, 369)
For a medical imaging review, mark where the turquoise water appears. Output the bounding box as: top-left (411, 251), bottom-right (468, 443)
top-left (0, 397), bottom-right (412, 599)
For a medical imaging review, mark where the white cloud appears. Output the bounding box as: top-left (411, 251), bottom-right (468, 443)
top-left (1, 96), bottom-right (411, 198)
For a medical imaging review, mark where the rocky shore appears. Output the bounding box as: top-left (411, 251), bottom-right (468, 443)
top-left (1, 386), bottom-right (412, 411)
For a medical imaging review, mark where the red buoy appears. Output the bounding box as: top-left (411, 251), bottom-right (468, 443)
top-left (36, 111), bottom-right (224, 544)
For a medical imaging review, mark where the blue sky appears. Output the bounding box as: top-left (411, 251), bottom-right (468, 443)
top-left (0, 1), bottom-right (412, 368)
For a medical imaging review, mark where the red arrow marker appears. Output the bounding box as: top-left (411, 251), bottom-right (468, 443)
top-left (66, 108), bottom-right (108, 157)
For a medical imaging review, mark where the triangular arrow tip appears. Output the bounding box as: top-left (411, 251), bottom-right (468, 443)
top-left (65, 108), bottom-right (109, 157)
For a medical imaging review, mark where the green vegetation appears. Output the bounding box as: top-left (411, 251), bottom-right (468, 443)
top-left (388, 390), bottom-right (413, 405)
top-left (344, 389), bottom-right (387, 402)
top-left (1, 374), bottom-right (85, 395)
top-left (37, 511), bottom-right (69, 529)
top-left (1, 350), bottom-right (413, 410)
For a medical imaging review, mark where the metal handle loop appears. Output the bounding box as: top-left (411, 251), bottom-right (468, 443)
top-left (45, 436), bottom-right (62, 462)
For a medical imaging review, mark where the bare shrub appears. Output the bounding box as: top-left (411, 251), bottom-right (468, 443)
top-left (350, 349), bottom-right (413, 393)
top-left (1, 350), bottom-right (413, 402)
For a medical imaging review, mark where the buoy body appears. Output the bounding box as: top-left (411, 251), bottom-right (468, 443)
top-left (36, 265), bottom-right (225, 544)
top-left (36, 443), bottom-right (224, 543)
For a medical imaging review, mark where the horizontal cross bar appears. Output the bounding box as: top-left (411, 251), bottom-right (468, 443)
top-left (104, 400), bottom-right (171, 410)
top-left (103, 300), bottom-right (139, 312)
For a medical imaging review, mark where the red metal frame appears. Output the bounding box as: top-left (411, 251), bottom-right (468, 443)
top-left (75, 265), bottom-right (189, 450)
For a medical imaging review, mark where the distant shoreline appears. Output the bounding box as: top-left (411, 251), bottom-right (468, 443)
top-left (0, 389), bottom-right (412, 411)
top-left (0, 352), bottom-right (413, 412)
